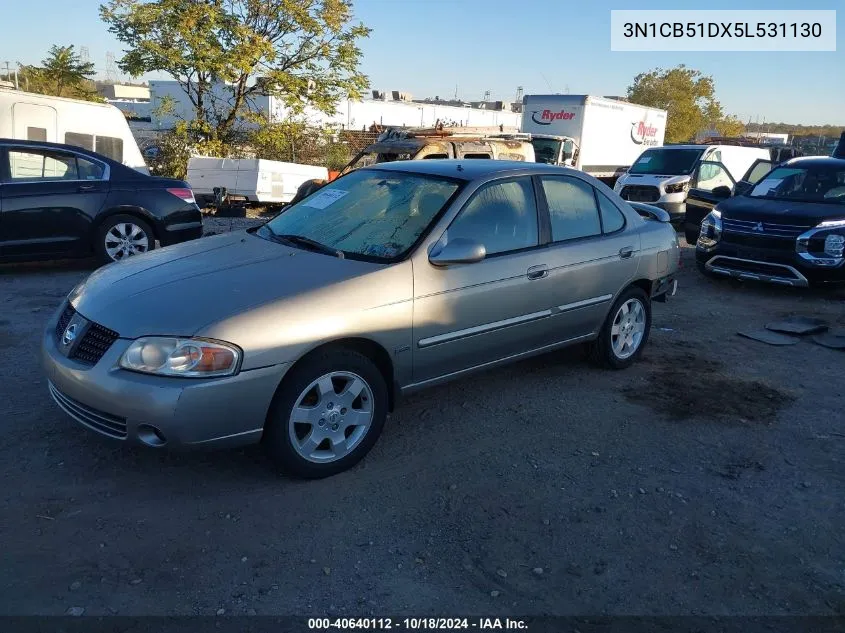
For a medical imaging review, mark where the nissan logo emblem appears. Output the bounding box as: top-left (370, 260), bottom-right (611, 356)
top-left (62, 324), bottom-right (78, 346)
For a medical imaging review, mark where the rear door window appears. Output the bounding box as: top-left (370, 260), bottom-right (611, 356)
top-left (540, 176), bottom-right (602, 242)
top-left (8, 150), bottom-right (78, 180)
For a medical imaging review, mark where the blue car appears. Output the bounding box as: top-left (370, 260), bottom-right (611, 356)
top-left (690, 156), bottom-right (845, 287)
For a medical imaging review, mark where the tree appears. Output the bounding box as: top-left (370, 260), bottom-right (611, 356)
top-left (715, 115), bottom-right (746, 138)
top-left (627, 65), bottom-right (725, 143)
top-left (21, 45), bottom-right (100, 101)
top-left (101, 0), bottom-right (371, 142)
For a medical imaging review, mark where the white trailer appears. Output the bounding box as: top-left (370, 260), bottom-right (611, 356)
top-left (186, 157), bottom-right (329, 206)
top-left (521, 94), bottom-right (667, 183)
top-left (0, 88), bottom-right (148, 173)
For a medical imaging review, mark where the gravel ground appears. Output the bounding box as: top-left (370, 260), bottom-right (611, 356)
top-left (1, 226), bottom-right (843, 617)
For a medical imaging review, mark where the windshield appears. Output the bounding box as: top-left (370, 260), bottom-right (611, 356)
top-left (749, 165), bottom-right (845, 204)
top-left (261, 169), bottom-right (463, 261)
top-left (628, 148), bottom-right (705, 176)
top-left (531, 138), bottom-right (562, 164)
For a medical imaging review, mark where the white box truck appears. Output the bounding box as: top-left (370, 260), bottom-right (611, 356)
top-left (520, 94), bottom-right (667, 185)
top-left (0, 87), bottom-right (149, 173)
top-left (186, 157), bottom-right (329, 207)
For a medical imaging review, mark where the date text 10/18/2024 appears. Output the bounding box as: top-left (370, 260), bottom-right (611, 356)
top-left (308, 618), bottom-right (528, 630)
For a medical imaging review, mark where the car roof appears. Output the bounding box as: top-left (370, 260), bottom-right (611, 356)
top-left (360, 159), bottom-right (574, 180)
top-left (783, 156), bottom-right (845, 169)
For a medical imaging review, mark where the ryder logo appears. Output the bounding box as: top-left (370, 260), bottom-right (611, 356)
top-left (631, 121), bottom-right (659, 146)
top-left (531, 109), bottom-right (576, 125)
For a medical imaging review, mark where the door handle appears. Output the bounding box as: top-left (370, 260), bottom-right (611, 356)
top-left (527, 264), bottom-right (548, 280)
top-left (619, 246), bottom-right (634, 259)
top-left (77, 184), bottom-right (97, 192)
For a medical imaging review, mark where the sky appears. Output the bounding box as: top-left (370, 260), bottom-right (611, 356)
top-left (1, 0), bottom-right (842, 125)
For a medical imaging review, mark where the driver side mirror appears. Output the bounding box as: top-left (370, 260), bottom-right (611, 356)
top-left (429, 238), bottom-right (486, 266)
top-left (712, 185), bottom-right (733, 199)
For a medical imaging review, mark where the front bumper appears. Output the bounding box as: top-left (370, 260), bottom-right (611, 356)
top-left (42, 307), bottom-right (290, 449)
top-left (696, 242), bottom-right (845, 286)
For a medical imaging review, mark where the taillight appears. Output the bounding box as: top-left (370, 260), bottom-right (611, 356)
top-left (166, 187), bottom-right (196, 204)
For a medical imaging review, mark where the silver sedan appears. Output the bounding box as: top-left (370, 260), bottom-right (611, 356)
top-left (42, 160), bottom-right (680, 478)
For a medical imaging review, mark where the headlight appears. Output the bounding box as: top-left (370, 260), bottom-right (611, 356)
top-left (824, 234), bottom-right (845, 257)
top-left (665, 180), bottom-right (690, 194)
top-left (119, 337), bottom-right (241, 378)
top-left (698, 209), bottom-right (722, 247)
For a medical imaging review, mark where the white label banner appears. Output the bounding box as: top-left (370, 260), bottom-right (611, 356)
top-left (611, 10), bottom-right (836, 51)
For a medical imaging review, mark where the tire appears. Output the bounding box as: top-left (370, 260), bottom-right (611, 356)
top-left (684, 227), bottom-right (699, 246)
top-left (96, 214), bottom-right (155, 264)
top-left (263, 348), bottom-right (388, 478)
top-left (591, 286), bottom-right (652, 370)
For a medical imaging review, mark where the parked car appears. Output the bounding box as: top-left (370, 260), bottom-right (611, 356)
top-left (693, 156), bottom-right (845, 287)
top-left (43, 160), bottom-right (679, 478)
top-left (0, 139), bottom-right (202, 264)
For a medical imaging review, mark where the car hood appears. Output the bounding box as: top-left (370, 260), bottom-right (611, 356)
top-left (718, 196), bottom-right (845, 225)
top-left (71, 230), bottom-right (384, 339)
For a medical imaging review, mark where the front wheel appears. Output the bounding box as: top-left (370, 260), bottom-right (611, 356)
top-left (591, 287), bottom-right (651, 369)
top-left (263, 349), bottom-right (388, 478)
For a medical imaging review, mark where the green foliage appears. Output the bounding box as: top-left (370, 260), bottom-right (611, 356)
top-left (101, 0), bottom-right (371, 142)
top-left (19, 45), bottom-right (101, 101)
top-left (628, 65), bottom-right (726, 143)
top-left (715, 115), bottom-right (746, 138)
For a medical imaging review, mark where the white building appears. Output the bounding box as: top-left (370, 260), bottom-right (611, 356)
top-left (149, 80), bottom-right (521, 131)
top-left (744, 131), bottom-right (789, 145)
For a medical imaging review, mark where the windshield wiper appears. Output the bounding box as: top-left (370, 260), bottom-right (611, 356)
top-left (274, 233), bottom-right (345, 259)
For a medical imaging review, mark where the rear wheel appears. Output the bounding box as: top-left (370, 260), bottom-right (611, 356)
top-left (96, 214), bottom-right (155, 264)
top-left (591, 287), bottom-right (651, 369)
top-left (263, 349), bottom-right (388, 478)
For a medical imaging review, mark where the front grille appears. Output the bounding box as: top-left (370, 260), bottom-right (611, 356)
top-left (722, 218), bottom-right (811, 239)
top-left (71, 323), bottom-right (120, 365)
top-left (55, 304), bottom-right (75, 340)
top-left (48, 381), bottom-right (128, 439)
top-left (620, 185), bottom-right (660, 203)
top-left (55, 304), bottom-right (120, 365)
top-left (721, 232), bottom-right (797, 253)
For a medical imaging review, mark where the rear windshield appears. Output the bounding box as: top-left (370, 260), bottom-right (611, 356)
top-left (629, 148), bottom-right (705, 176)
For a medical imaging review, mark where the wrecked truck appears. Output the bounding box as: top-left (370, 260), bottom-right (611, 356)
top-left (288, 126), bottom-right (535, 204)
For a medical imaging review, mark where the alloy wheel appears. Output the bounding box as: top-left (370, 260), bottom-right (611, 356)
top-left (288, 371), bottom-right (375, 463)
top-left (611, 298), bottom-right (646, 360)
top-left (105, 223), bottom-right (150, 261)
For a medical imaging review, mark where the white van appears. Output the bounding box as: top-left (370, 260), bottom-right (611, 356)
top-left (613, 144), bottom-right (771, 218)
top-left (0, 88), bottom-right (148, 173)
top-left (186, 157), bottom-right (329, 207)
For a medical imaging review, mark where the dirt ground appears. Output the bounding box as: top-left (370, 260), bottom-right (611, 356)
top-left (1, 231), bottom-right (843, 617)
